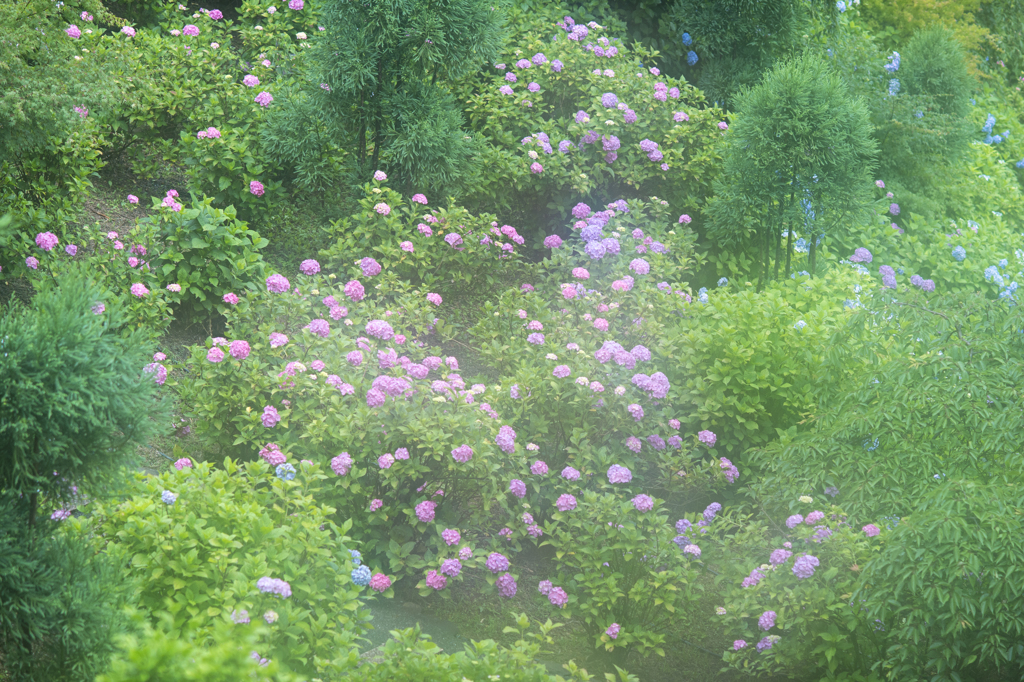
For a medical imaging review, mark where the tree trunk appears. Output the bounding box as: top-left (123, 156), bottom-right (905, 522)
top-left (809, 237), bottom-right (817, 276)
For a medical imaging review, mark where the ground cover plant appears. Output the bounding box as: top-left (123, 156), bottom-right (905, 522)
top-left (4, 0), bottom-right (1024, 680)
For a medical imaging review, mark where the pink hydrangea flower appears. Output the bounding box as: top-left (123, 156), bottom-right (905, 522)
top-left (250, 180), bottom-right (265, 196)
top-left (632, 494), bottom-right (654, 512)
top-left (555, 494), bottom-right (576, 511)
top-left (862, 524), bottom-right (880, 537)
top-left (426, 293), bottom-right (442, 306)
top-left (66, 24), bottom-right (82, 39)
top-left (344, 279), bottom-right (365, 301)
top-left (451, 444), bottom-right (473, 463)
top-left (415, 500), bottom-right (437, 523)
top-left (400, 241), bottom-right (414, 252)
top-left (330, 452), bottom-right (353, 475)
top-left (697, 430), bottom-right (716, 447)
top-left (606, 623), bottom-right (620, 639)
top-left (411, 193), bottom-right (428, 204)
top-left (174, 457), bottom-right (193, 470)
top-left (607, 464), bottom-right (632, 483)
top-left (300, 259), bottom-right (320, 275)
top-left (269, 332), bottom-right (288, 347)
top-left (243, 74), bottom-right (259, 87)
top-left (130, 283), bottom-right (149, 298)
top-left (223, 292), bottom-right (239, 305)
top-left (369, 573), bottom-right (391, 592)
top-left (548, 586), bottom-right (568, 607)
top-left (254, 92), bottom-right (273, 107)
top-left (509, 479), bottom-right (526, 498)
top-left (183, 24), bottom-right (199, 36)
top-left (530, 460), bottom-right (548, 475)
top-left (369, 498), bottom-right (383, 511)
top-left (374, 203), bottom-right (391, 215)
top-left (35, 232), bottom-right (59, 251)
top-left (229, 340), bottom-right (250, 360)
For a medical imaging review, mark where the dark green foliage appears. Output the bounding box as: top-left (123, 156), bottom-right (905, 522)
top-left (978, 0), bottom-right (1024, 84)
top-left (859, 480), bottom-right (1024, 680)
top-left (307, 0), bottom-right (505, 191)
top-left (837, 26), bottom-right (975, 221)
top-left (665, 0), bottom-right (838, 105)
top-left (0, 0), bottom-right (117, 217)
top-left (0, 496), bottom-right (130, 682)
top-left (259, 85), bottom-right (347, 196)
top-left (749, 290), bottom-right (1024, 520)
top-left (705, 53), bottom-right (877, 284)
top-left (0, 267), bottom-right (165, 507)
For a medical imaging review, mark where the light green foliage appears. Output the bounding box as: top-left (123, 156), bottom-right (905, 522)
top-left (718, 505), bottom-right (884, 679)
top-left (0, 496), bottom-right (132, 682)
top-left (146, 195), bottom-right (268, 317)
top-left (336, 622), bottom-right (632, 681)
top-left (542, 492), bottom-right (704, 656)
top-left (749, 290), bottom-right (1024, 520)
top-left (306, 0), bottom-right (504, 190)
top-left (658, 268), bottom-right (862, 456)
top-left (858, 481), bottom-right (1024, 680)
top-left (96, 615), bottom-right (296, 682)
top-left (0, 267), bottom-right (164, 503)
top-left (979, 0), bottom-right (1024, 83)
top-left (319, 182), bottom-right (523, 288)
top-left (706, 54), bottom-right (877, 284)
top-left (89, 460), bottom-right (373, 676)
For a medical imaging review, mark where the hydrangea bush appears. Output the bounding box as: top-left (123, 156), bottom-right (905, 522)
top-left (455, 11), bottom-right (726, 227)
top-left (177, 259), bottom-right (514, 576)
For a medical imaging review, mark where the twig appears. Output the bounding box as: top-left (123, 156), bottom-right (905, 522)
top-left (893, 301), bottom-right (969, 345)
top-left (89, 207), bottom-right (110, 219)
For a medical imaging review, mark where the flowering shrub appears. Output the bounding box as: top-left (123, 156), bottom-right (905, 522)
top-left (540, 491), bottom-right (705, 656)
top-left (145, 194), bottom-right (268, 317)
top-left (319, 181), bottom-right (524, 288)
top-left (456, 10), bottom-right (725, 225)
top-left (718, 502), bottom-right (883, 678)
top-left (20, 221), bottom-right (182, 340)
top-left (177, 261), bottom-right (510, 576)
top-left (88, 459), bottom-right (374, 677)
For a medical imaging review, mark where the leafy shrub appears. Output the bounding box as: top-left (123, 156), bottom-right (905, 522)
top-left (705, 53), bottom-right (877, 283)
top-left (305, 0), bottom-right (504, 190)
top-left (335, 622), bottom-right (629, 681)
top-left (144, 194), bottom-right (269, 317)
top-left (658, 269), bottom-right (863, 457)
top-left (749, 289), bottom-right (1024, 520)
top-left (96, 615), bottom-right (295, 682)
top-left (858, 480), bottom-right (1024, 680)
top-left (541, 491), bottom-right (704, 656)
top-left (24, 218), bottom-right (183, 340)
top-left (0, 0), bottom-right (117, 219)
top-left (859, 0), bottom-right (988, 56)
top-left (88, 459), bottom-right (374, 677)
top-left (175, 260), bottom-right (510, 576)
top-left (318, 181), bottom-right (525, 289)
top-left (0, 266), bottom-right (165, 507)
top-left (718, 502), bottom-right (884, 679)
top-left (0, 495), bottom-right (132, 682)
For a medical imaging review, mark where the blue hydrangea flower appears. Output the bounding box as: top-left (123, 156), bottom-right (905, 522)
top-left (982, 114), bottom-right (995, 134)
top-left (794, 320), bottom-right (807, 330)
top-left (836, 0), bottom-right (846, 11)
top-left (952, 246), bottom-right (967, 262)
top-left (992, 135), bottom-right (1003, 144)
top-left (888, 79), bottom-right (900, 96)
top-left (1000, 258), bottom-right (1009, 268)
top-left (794, 238), bottom-right (808, 253)
top-left (681, 32), bottom-right (692, 46)
top-left (883, 51), bottom-right (900, 73)
top-left (985, 265), bottom-right (1001, 281)
top-left (350, 549), bottom-right (362, 566)
top-left (717, 277), bottom-right (728, 287)
top-left (968, 220), bottom-right (979, 230)
top-left (276, 463), bottom-right (296, 481)
top-left (687, 50), bottom-right (698, 66)
top-left (914, 110), bottom-right (923, 118)
top-left (864, 438), bottom-right (879, 451)
top-left (351, 565), bottom-right (371, 586)
top-left (161, 490), bottom-right (177, 505)
top-left (844, 299), bottom-right (860, 310)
